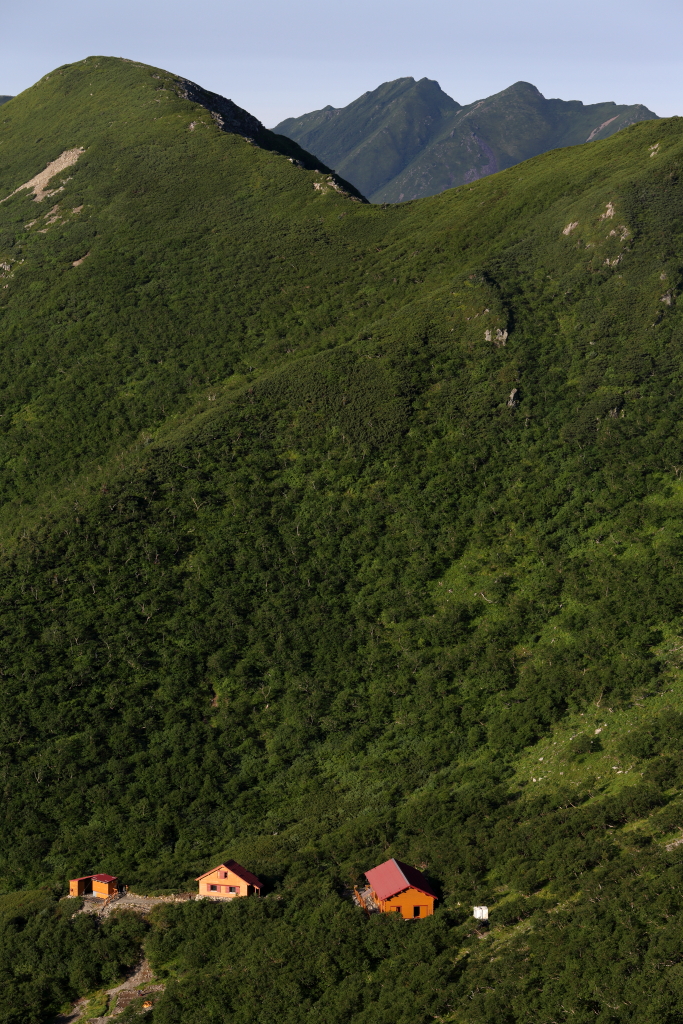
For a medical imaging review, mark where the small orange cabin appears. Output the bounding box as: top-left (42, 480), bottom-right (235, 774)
top-left (364, 858), bottom-right (437, 919)
top-left (69, 873), bottom-right (118, 899)
top-left (196, 860), bottom-right (262, 899)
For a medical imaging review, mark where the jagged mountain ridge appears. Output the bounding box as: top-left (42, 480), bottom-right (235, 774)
top-left (274, 77), bottom-right (658, 202)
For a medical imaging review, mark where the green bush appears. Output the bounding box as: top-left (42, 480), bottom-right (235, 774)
top-left (0, 893), bottom-right (147, 1024)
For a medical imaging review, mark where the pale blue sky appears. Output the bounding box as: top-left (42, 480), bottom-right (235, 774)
top-left (2, 0), bottom-right (681, 126)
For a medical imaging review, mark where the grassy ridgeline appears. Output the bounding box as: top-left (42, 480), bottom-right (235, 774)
top-left (1, 57), bottom-right (683, 1022)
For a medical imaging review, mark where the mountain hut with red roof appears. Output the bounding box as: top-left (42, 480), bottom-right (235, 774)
top-left (364, 858), bottom-right (437, 919)
top-left (196, 860), bottom-right (262, 900)
top-left (69, 873), bottom-right (119, 899)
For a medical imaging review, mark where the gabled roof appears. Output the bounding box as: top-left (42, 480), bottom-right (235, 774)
top-left (224, 860), bottom-right (263, 888)
top-left (364, 859), bottom-right (437, 901)
top-left (195, 860), bottom-right (262, 888)
top-left (71, 873), bottom-right (117, 883)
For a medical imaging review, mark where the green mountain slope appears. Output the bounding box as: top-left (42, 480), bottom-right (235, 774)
top-left (274, 78), bottom-right (658, 202)
top-left (0, 57), bottom-right (368, 516)
top-left (1, 56), bottom-right (683, 1023)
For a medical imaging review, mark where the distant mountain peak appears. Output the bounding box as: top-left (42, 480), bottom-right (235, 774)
top-left (274, 79), bottom-right (658, 202)
top-left (506, 81), bottom-right (544, 94)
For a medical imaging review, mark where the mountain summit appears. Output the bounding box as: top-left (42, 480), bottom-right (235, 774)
top-left (274, 78), bottom-right (658, 201)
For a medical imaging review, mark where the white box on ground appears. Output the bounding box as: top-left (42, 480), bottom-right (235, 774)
top-left (473, 906), bottom-right (488, 920)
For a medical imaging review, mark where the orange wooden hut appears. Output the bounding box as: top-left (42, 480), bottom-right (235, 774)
top-left (196, 860), bottom-right (262, 899)
top-left (69, 873), bottom-right (118, 899)
top-left (364, 858), bottom-right (437, 919)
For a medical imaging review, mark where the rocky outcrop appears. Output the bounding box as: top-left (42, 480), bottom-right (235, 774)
top-left (176, 78), bottom-right (263, 140)
top-left (175, 77), bottom-right (367, 202)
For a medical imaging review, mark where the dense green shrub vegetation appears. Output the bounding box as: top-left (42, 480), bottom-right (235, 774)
top-left (0, 890), bottom-right (146, 1023)
top-left (135, 852), bottom-right (683, 1024)
top-left (1, 56), bottom-right (683, 1021)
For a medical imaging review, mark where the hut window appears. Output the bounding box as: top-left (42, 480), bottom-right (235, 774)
top-left (209, 884), bottom-right (217, 891)
top-left (228, 886), bottom-right (239, 893)
top-left (413, 906), bottom-right (421, 917)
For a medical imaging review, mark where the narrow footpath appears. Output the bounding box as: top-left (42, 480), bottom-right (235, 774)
top-left (53, 959), bottom-right (163, 1022)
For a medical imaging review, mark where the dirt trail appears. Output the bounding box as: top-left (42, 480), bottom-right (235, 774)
top-left (89, 959), bottom-right (164, 1021)
top-left (52, 996), bottom-right (88, 1023)
top-left (73, 890), bottom-right (193, 920)
top-left (53, 959), bottom-right (164, 1023)
top-left (55, 894), bottom-right (192, 1021)
top-left (104, 891), bottom-right (192, 917)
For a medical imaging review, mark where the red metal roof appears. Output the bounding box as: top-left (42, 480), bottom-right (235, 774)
top-left (364, 859), bottom-right (437, 901)
top-left (224, 860), bottom-right (262, 889)
top-left (70, 874), bottom-right (117, 883)
top-left (195, 861), bottom-right (263, 889)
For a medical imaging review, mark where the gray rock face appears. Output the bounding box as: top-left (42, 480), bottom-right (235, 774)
top-left (176, 79), bottom-right (263, 139)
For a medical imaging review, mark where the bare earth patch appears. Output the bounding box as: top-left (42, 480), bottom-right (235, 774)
top-left (586, 115), bottom-right (619, 142)
top-left (71, 891), bottom-right (193, 920)
top-left (1, 148), bottom-right (84, 204)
